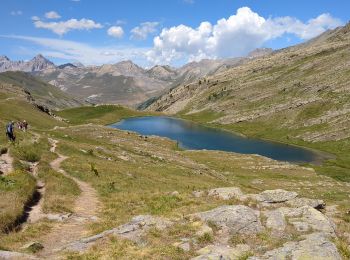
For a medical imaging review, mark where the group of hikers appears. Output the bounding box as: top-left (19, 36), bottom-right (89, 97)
top-left (5, 120), bottom-right (28, 142)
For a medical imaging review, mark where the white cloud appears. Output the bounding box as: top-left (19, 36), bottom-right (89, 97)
top-left (10, 10), bottom-right (22, 16)
top-left (107, 26), bottom-right (124, 38)
top-left (33, 18), bottom-right (103, 35)
top-left (146, 7), bottom-right (342, 64)
top-left (31, 16), bottom-right (40, 21)
top-left (1, 35), bottom-right (148, 65)
top-left (183, 0), bottom-right (194, 4)
top-left (45, 11), bottom-right (61, 19)
top-left (131, 22), bottom-right (159, 40)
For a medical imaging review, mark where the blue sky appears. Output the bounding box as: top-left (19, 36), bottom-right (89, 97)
top-left (1, 0), bottom-right (349, 67)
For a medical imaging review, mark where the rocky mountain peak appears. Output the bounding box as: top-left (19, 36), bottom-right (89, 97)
top-left (0, 55), bottom-right (10, 62)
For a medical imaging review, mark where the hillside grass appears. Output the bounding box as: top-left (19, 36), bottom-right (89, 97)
top-left (0, 170), bottom-right (36, 233)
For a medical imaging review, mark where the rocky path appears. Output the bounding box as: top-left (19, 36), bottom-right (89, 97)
top-left (35, 139), bottom-right (100, 258)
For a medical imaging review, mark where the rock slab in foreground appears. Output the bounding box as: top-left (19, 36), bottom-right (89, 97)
top-left (0, 250), bottom-right (37, 259)
top-left (194, 205), bottom-right (263, 235)
top-left (63, 215), bottom-right (172, 252)
top-left (248, 233), bottom-right (341, 260)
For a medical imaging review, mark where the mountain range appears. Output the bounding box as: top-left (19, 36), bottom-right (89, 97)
top-left (0, 48), bottom-right (272, 107)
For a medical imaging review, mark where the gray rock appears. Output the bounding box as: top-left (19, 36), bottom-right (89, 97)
top-left (46, 213), bottom-right (72, 222)
top-left (192, 244), bottom-right (250, 260)
top-left (248, 233), bottom-right (341, 260)
top-left (263, 209), bottom-right (286, 232)
top-left (170, 191), bottom-right (180, 196)
top-left (192, 190), bottom-right (205, 198)
top-left (208, 187), bottom-right (244, 200)
top-left (63, 215), bottom-right (173, 252)
top-left (194, 205), bottom-right (264, 235)
top-left (0, 250), bottom-right (37, 259)
top-left (257, 189), bottom-right (298, 203)
top-left (173, 238), bottom-right (191, 252)
top-left (278, 206), bottom-right (336, 235)
top-left (286, 197), bottom-right (325, 209)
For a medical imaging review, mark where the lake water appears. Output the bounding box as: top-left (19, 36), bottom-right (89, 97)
top-left (110, 116), bottom-right (323, 164)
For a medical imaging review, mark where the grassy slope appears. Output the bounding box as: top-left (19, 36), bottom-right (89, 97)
top-left (0, 71), bottom-right (82, 109)
top-left (0, 87), bottom-right (80, 249)
top-left (56, 104), bottom-right (157, 125)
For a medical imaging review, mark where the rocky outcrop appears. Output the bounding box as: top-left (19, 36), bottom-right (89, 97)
top-left (248, 233), bottom-right (341, 260)
top-left (208, 187), bottom-right (244, 200)
top-left (192, 244), bottom-right (251, 260)
top-left (63, 215), bottom-right (173, 252)
top-left (256, 189), bottom-right (298, 203)
top-left (193, 205), bottom-right (264, 235)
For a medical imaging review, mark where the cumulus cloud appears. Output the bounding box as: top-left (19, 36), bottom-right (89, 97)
top-left (107, 26), bottom-right (124, 38)
top-left (146, 7), bottom-right (342, 64)
top-left (131, 22), bottom-right (159, 40)
top-left (2, 35), bottom-right (149, 65)
top-left (10, 10), bottom-right (22, 16)
top-left (33, 18), bottom-right (103, 35)
top-left (45, 11), bottom-right (61, 19)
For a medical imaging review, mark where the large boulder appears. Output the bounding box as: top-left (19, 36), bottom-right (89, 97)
top-left (257, 189), bottom-right (298, 203)
top-left (192, 244), bottom-right (250, 260)
top-left (194, 205), bottom-right (264, 235)
top-left (208, 187), bottom-right (244, 200)
top-left (63, 215), bottom-right (173, 252)
top-left (279, 206), bottom-right (336, 235)
top-left (263, 209), bottom-right (286, 233)
top-left (286, 197), bottom-right (325, 209)
top-left (248, 233), bottom-right (341, 260)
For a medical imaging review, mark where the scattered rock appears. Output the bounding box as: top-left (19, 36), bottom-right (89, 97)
top-left (208, 187), bottom-right (244, 200)
top-left (46, 213), bottom-right (72, 222)
top-left (257, 189), bottom-right (298, 203)
top-left (21, 242), bottom-right (44, 253)
top-left (192, 244), bottom-right (250, 260)
top-left (192, 190), bottom-right (204, 198)
top-left (173, 238), bottom-right (191, 252)
top-left (248, 233), bottom-right (341, 260)
top-left (117, 155), bottom-right (129, 161)
top-left (193, 205), bottom-right (264, 235)
top-left (170, 191), bottom-right (180, 196)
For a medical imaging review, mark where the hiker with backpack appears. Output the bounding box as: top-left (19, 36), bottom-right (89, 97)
top-left (6, 121), bottom-right (15, 142)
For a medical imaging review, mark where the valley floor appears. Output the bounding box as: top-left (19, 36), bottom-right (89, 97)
top-left (0, 105), bottom-right (349, 259)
